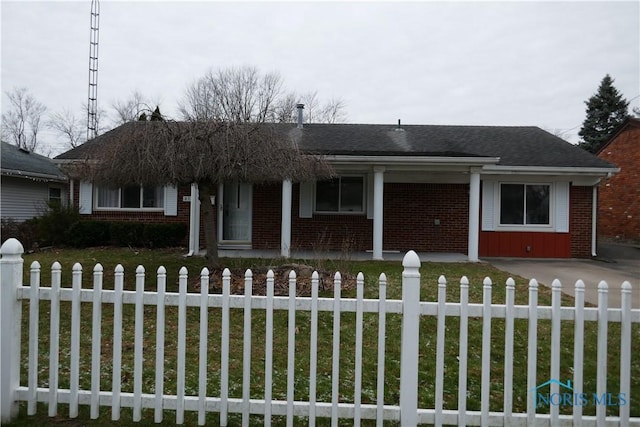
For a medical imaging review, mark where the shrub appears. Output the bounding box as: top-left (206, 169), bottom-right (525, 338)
top-left (36, 202), bottom-right (81, 246)
top-left (1, 218), bottom-right (39, 251)
top-left (143, 222), bottom-right (188, 248)
top-left (109, 222), bottom-right (145, 247)
top-left (66, 221), bottom-right (111, 248)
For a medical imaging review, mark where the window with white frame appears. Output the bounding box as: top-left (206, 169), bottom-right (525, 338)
top-left (499, 183), bottom-right (550, 225)
top-left (95, 185), bottom-right (164, 209)
top-left (315, 176), bottom-right (364, 213)
top-left (48, 187), bottom-right (62, 206)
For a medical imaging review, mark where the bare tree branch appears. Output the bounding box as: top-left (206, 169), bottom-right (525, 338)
top-left (179, 66), bottom-right (283, 123)
top-left (319, 97), bottom-right (347, 124)
top-left (1, 87), bottom-right (47, 152)
top-left (110, 90), bottom-right (157, 125)
top-left (49, 109), bottom-right (85, 149)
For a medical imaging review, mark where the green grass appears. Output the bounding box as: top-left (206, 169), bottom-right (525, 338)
top-left (5, 247), bottom-right (640, 426)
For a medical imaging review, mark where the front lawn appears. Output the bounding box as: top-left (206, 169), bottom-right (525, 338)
top-left (5, 247), bottom-right (639, 426)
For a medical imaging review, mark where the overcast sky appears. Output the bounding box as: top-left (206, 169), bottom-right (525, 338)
top-left (2, 0), bottom-right (639, 156)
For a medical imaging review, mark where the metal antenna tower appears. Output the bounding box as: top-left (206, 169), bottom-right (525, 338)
top-left (87, 0), bottom-right (100, 141)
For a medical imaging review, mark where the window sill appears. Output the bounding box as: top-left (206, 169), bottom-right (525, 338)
top-left (495, 225), bottom-right (555, 233)
top-left (94, 208), bottom-right (165, 213)
top-left (313, 211), bottom-right (366, 216)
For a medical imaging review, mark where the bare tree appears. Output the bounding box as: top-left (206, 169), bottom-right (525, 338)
top-left (1, 87), bottom-right (47, 152)
top-left (49, 109), bottom-right (85, 149)
top-left (318, 97), bottom-right (347, 124)
top-left (110, 90), bottom-right (157, 125)
top-left (272, 92), bottom-right (299, 123)
top-left (179, 66), bottom-right (283, 123)
top-left (299, 91), bottom-right (347, 124)
top-left (300, 91), bottom-right (320, 123)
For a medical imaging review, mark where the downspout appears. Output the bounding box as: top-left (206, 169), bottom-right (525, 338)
top-left (591, 185), bottom-right (598, 257)
top-left (186, 183), bottom-right (199, 257)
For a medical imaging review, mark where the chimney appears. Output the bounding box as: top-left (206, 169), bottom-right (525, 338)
top-left (296, 103), bottom-right (305, 129)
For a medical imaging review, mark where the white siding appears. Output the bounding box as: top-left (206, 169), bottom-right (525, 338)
top-left (1, 176), bottom-right (51, 222)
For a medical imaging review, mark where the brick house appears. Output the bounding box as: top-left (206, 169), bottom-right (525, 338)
top-left (55, 109), bottom-right (617, 260)
top-left (597, 117), bottom-right (640, 243)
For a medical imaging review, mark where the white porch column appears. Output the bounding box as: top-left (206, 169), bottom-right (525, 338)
top-left (373, 167), bottom-right (385, 260)
top-left (468, 171), bottom-right (481, 262)
top-left (281, 179), bottom-right (292, 258)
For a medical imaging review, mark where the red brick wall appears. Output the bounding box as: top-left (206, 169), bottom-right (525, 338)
top-left (251, 182), bottom-right (469, 253)
top-left (252, 184), bottom-right (283, 249)
top-left (251, 183), bottom-right (373, 251)
top-left (597, 125), bottom-right (640, 242)
top-left (290, 183), bottom-right (372, 252)
top-left (570, 185), bottom-right (593, 258)
top-left (382, 183), bottom-right (469, 252)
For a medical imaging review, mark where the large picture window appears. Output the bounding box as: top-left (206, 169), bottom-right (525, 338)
top-left (96, 185), bottom-right (164, 209)
top-left (315, 176), bottom-right (364, 213)
top-left (500, 183), bottom-right (550, 225)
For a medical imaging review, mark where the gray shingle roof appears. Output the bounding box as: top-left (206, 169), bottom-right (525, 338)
top-left (55, 121), bottom-right (615, 170)
top-left (288, 123), bottom-right (614, 168)
top-left (2, 141), bottom-right (66, 181)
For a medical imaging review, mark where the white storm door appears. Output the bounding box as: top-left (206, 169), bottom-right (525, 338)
top-left (222, 183), bottom-right (252, 242)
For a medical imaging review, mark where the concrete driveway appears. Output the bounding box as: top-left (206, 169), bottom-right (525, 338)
top-left (486, 243), bottom-right (639, 308)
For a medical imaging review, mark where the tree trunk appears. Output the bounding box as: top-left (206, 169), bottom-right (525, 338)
top-left (198, 182), bottom-right (219, 270)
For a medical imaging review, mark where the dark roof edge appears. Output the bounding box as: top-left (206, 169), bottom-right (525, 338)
top-left (1, 168), bottom-right (67, 182)
top-left (596, 117), bottom-right (640, 155)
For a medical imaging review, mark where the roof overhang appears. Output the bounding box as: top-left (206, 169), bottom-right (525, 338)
top-left (480, 165), bottom-right (620, 177)
top-left (326, 155), bottom-right (501, 167)
top-left (1, 168), bottom-right (67, 183)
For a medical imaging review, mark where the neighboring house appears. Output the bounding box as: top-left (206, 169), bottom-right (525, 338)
top-left (55, 109), bottom-right (618, 260)
top-left (597, 117), bottom-right (640, 243)
top-left (1, 141), bottom-right (67, 222)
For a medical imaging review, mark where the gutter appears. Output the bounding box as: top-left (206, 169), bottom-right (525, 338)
top-left (326, 155), bottom-right (501, 167)
top-left (481, 165), bottom-right (620, 176)
top-left (1, 168), bottom-right (67, 183)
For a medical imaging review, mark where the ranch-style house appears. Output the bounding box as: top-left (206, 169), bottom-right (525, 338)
top-left (55, 106), bottom-right (618, 261)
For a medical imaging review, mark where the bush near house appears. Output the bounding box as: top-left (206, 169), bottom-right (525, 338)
top-left (2, 204), bottom-right (187, 249)
top-left (69, 221), bottom-right (187, 248)
top-left (0, 218), bottom-right (39, 250)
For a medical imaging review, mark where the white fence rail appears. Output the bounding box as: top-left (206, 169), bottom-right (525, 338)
top-left (1, 237), bottom-right (639, 426)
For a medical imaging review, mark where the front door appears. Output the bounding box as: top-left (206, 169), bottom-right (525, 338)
top-left (221, 183), bottom-right (252, 243)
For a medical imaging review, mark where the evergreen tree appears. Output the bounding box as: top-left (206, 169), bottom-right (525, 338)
top-left (578, 74), bottom-right (629, 153)
top-left (138, 112), bottom-right (148, 121)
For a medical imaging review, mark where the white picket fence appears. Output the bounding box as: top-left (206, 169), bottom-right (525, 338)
top-left (1, 237), bottom-right (639, 426)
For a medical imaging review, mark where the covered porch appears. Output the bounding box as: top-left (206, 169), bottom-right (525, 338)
top-left (186, 156), bottom-right (499, 262)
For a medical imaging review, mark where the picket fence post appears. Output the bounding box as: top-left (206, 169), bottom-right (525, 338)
top-left (0, 238), bottom-right (24, 423)
top-left (400, 250), bottom-right (421, 427)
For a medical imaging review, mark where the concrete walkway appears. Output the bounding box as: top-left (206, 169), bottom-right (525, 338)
top-left (486, 243), bottom-right (639, 308)
top-left (216, 248), bottom-right (469, 263)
